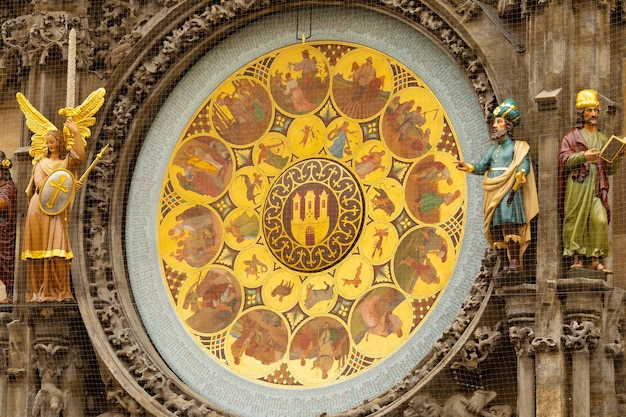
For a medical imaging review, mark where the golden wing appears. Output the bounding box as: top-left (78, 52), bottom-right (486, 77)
top-left (58, 87), bottom-right (107, 149)
top-left (16, 92), bottom-right (58, 164)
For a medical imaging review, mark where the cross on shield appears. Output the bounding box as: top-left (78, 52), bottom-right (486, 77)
top-left (38, 168), bottom-right (76, 215)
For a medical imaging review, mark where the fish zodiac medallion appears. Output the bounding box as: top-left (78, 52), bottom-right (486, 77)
top-left (262, 158), bottom-right (365, 272)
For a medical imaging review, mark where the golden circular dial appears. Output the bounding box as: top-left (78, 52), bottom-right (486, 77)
top-left (158, 41), bottom-right (465, 387)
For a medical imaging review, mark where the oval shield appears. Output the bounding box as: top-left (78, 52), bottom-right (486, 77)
top-left (38, 168), bottom-right (76, 215)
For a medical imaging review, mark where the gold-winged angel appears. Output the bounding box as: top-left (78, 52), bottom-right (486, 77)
top-left (17, 87), bottom-right (106, 303)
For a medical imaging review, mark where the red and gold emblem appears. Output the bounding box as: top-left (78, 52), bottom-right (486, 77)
top-left (263, 158), bottom-right (365, 272)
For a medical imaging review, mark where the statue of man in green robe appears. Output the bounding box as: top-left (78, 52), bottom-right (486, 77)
top-left (558, 89), bottom-right (622, 273)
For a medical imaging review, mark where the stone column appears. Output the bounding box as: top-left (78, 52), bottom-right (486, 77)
top-left (509, 325), bottom-right (535, 417)
top-left (591, 288), bottom-right (624, 417)
top-left (6, 318), bottom-right (32, 417)
top-left (616, 345), bottom-right (626, 416)
top-left (0, 313), bottom-right (11, 417)
top-left (497, 284), bottom-right (536, 417)
top-left (532, 280), bottom-right (565, 417)
top-left (561, 277), bottom-right (605, 417)
top-left (562, 321), bottom-right (600, 417)
top-left (525, 1), bottom-right (570, 414)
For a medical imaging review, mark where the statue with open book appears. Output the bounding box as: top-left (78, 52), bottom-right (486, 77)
top-left (558, 89), bottom-right (624, 274)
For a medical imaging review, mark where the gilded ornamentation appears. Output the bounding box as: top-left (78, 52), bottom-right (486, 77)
top-left (156, 41), bottom-right (465, 387)
top-left (76, 1), bottom-right (498, 415)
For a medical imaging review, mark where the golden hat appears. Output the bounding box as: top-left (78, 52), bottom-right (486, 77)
top-left (576, 89), bottom-right (600, 109)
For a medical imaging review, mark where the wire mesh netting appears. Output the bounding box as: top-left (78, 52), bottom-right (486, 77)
top-left (0, 1), bottom-right (624, 417)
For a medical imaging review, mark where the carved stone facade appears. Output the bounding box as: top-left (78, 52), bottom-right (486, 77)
top-left (0, 0), bottom-right (624, 416)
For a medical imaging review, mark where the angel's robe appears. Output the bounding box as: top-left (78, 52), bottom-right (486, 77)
top-left (21, 150), bottom-right (82, 302)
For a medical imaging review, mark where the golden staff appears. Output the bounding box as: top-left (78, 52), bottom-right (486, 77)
top-left (79, 144), bottom-right (110, 182)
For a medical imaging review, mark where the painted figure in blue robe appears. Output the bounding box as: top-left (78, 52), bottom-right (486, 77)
top-left (455, 98), bottom-right (539, 277)
top-left (327, 121), bottom-right (357, 158)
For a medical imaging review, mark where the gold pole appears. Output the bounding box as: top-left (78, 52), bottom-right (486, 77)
top-left (79, 144), bottom-right (110, 182)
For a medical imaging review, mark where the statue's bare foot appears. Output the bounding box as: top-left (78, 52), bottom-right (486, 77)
top-left (590, 257), bottom-right (612, 274)
top-left (570, 254), bottom-right (583, 269)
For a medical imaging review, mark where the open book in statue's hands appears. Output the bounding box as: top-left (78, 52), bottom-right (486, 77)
top-left (600, 135), bottom-right (626, 163)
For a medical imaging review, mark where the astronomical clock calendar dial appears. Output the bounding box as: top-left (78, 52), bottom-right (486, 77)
top-left (157, 41), bottom-right (466, 387)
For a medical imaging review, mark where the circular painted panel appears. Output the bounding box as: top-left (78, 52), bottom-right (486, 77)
top-left (127, 7), bottom-right (491, 415)
top-left (157, 41), bottom-right (466, 388)
top-left (262, 158), bottom-right (365, 272)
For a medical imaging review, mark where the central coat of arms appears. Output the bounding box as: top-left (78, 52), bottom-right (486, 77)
top-left (262, 158), bottom-right (365, 272)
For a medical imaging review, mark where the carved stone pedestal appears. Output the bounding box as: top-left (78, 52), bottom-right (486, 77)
top-left (559, 276), bottom-right (617, 417)
top-left (1, 305), bottom-right (87, 417)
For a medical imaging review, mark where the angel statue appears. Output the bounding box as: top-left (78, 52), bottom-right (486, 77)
top-left (17, 87), bottom-right (106, 303)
